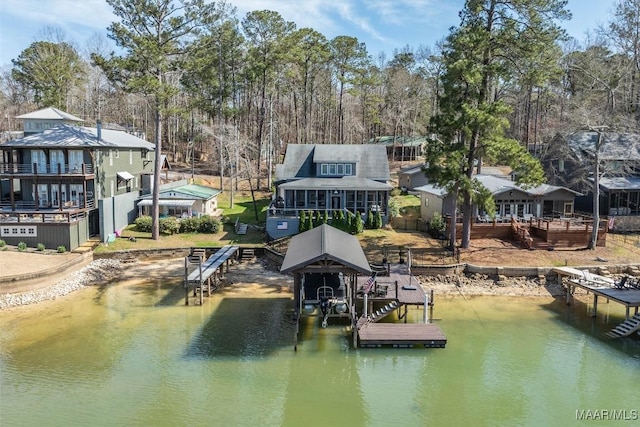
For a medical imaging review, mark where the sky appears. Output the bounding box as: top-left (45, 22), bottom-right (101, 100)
top-left (0, 0), bottom-right (619, 67)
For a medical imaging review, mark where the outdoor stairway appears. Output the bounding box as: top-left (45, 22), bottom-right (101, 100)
top-left (359, 301), bottom-right (400, 328)
top-left (234, 217), bottom-right (248, 235)
top-left (240, 248), bottom-right (255, 262)
top-left (604, 313), bottom-right (640, 338)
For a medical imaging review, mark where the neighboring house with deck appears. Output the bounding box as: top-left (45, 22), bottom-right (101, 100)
top-left (267, 144), bottom-right (393, 239)
top-left (416, 174), bottom-right (581, 222)
top-left (0, 121), bottom-right (155, 250)
top-left (542, 131), bottom-right (640, 231)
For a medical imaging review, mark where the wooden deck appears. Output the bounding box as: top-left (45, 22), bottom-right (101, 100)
top-left (355, 262), bottom-right (447, 348)
top-left (358, 323), bottom-right (447, 348)
top-left (554, 266), bottom-right (640, 320)
top-left (356, 263), bottom-right (428, 305)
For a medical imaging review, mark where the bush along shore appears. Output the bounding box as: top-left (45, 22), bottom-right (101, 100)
top-left (0, 259), bottom-right (123, 309)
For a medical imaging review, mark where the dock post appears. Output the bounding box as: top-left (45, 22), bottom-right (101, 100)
top-left (424, 293), bottom-right (430, 323)
top-left (363, 294), bottom-right (368, 317)
top-left (592, 294), bottom-right (598, 317)
top-left (184, 257), bottom-right (189, 305)
top-left (430, 290), bottom-right (434, 322)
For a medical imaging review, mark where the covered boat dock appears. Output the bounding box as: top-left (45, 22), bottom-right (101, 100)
top-left (280, 224), bottom-right (446, 349)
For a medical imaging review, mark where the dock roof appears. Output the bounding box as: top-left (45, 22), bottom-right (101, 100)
top-left (280, 224), bottom-right (371, 275)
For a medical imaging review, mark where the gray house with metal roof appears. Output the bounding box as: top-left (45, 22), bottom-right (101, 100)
top-left (267, 144), bottom-right (393, 239)
top-left (543, 131), bottom-right (640, 231)
top-left (0, 122), bottom-right (155, 250)
top-left (416, 174), bottom-right (581, 222)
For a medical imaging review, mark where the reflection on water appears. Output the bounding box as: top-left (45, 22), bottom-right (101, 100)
top-left (1, 279), bottom-right (639, 426)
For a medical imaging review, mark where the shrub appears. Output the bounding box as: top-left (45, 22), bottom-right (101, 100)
top-left (57, 245), bottom-right (67, 253)
top-left (374, 210), bottom-right (383, 229)
top-left (350, 211), bottom-right (364, 234)
top-left (299, 210), bottom-right (307, 233)
top-left (388, 199), bottom-right (400, 218)
top-left (17, 241), bottom-right (27, 252)
top-left (0, 239), bottom-right (5, 248)
top-left (198, 215), bottom-right (221, 233)
top-left (135, 215), bottom-right (152, 232)
top-left (159, 216), bottom-right (180, 235)
top-left (180, 217), bottom-right (201, 233)
top-left (306, 211), bottom-right (314, 230)
top-left (322, 210), bottom-right (329, 224)
top-left (37, 243), bottom-right (46, 252)
top-left (366, 210), bottom-right (374, 229)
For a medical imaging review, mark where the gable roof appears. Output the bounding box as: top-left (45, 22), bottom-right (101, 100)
top-left (275, 144), bottom-right (390, 183)
top-left (475, 174), bottom-right (581, 197)
top-left (16, 107), bottom-right (84, 122)
top-left (415, 175), bottom-right (580, 198)
top-left (568, 132), bottom-right (640, 161)
top-left (1, 124), bottom-right (154, 150)
top-left (280, 224), bottom-right (371, 275)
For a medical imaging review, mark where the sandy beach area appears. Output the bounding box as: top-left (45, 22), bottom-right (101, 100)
top-left (0, 252), bottom-right (577, 310)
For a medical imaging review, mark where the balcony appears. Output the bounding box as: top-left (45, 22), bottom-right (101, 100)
top-left (0, 163), bottom-right (94, 176)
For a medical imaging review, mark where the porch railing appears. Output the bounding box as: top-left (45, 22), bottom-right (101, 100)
top-left (0, 163), bottom-right (94, 175)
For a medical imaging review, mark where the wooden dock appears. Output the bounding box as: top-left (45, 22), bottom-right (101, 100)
top-left (554, 266), bottom-right (640, 337)
top-left (355, 262), bottom-right (447, 348)
top-left (358, 323), bottom-right (447, 348)
top-left (184, 245), bottom-right (239, 305)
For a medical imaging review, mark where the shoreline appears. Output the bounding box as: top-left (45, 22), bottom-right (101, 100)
top-left (0, 257), bottom-right (574, 310)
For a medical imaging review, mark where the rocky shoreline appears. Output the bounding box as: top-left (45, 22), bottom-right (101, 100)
top-left (1, 257), bottom-right (574, 309)
top-left (0, 259), bottom-right (123, 309)
top-left (417, 273), bottom-right (566, 297)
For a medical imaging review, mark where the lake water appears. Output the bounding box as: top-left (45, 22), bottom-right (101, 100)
top-left (1, 277), bottom-right (639, 426)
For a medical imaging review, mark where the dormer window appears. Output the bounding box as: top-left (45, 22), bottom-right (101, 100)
top-left (320, 163), bottom-right (353, 176)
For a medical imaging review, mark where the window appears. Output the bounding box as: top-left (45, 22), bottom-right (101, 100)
top-left (69, 150), bottom-right (83, 172)
top-left (37, 184), bottom-right (49, 207)
top-left (32, 149), bottom-right (46, 173)
top-left (329, 164), bottom-right (336, 175)
top-left (345, 164), bottom-right (352, 175)
top-left (337, 164), bottom-right (344, 175)
top-left (424, 198), bottom-right (429, 207)
top-left (321, 164), bottom-right (328, 175)
top-left (114, 149), bottom-right (120, 158)
top-left (1, 226), bottom-right (37, 237)
top-left (70, 184), bottom-right (84, 206)
top-left (50, 150), bottom-right (64, 173)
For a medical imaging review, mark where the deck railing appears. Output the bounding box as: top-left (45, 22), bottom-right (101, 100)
top-left (0, 163), bottom-right (94, 175)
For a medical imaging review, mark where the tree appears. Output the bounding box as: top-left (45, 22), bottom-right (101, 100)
top-left (94, 0), bottom-right (218, 240)
top-left (242, 10), bottom-right (295, 189)
top-left (330, 36), bottom-right (369, 144)
top-left (427, 0), bottom-right (569, 249)
top-left (11, 40), bottom-right (85, 109)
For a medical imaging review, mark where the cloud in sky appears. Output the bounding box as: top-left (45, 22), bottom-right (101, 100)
top-left (0, 0), bottom-right (619, 66)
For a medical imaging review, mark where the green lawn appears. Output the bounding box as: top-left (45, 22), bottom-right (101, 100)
top-left (94, 193), bottom-right (269, 253)
top-left (393, 193), bottom-right (421, 218)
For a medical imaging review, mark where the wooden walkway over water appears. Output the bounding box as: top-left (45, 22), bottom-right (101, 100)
top-left (554, 266), bottom-right (640, 338)
top-left (184, 245), bottom-right (239, 305)
top-left (355, 263), bottom-right (447, 348)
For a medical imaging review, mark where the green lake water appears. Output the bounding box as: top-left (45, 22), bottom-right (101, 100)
top-left (1, 277), bottom-right (639, 427)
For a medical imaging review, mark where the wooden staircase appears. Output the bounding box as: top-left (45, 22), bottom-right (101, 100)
top-left (234, 217), bottom-right (248, 235)
top-left (358, 301), bottom-right (400, 328)
top-left (604, 313), bottom-right (640, 338)
top-left (239, 248), bottom-right (255, 262)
